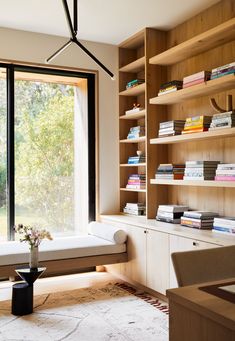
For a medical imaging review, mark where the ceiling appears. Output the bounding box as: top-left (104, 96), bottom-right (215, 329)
top-left (0, 0), bottom-right (220, 45)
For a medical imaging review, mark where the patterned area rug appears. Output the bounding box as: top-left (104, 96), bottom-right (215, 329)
top-left (0, 282), bottom-right (168, 341)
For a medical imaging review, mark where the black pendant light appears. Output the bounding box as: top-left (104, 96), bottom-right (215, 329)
top-left (46, 0), bottom-right (114, 79)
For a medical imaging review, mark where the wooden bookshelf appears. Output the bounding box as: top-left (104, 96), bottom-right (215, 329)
top-left (149, 17), bottom-right (235, 66)
top-left (119, 83), bottom-right (146, 96)
top-left (150, 179), bottom-right (235, 188)
top-left (119, 110), bottom-right (146, 120)
top-left (120, 163), bottom-right (146, 167)
top-left (150, 73), bottom-right (235, 105)
top-left (119, 136), bottom-right (146, 143)
top-left (150, 127), bottom-right (235, 144)
top-left (119, 56), bottom-right (145, 73)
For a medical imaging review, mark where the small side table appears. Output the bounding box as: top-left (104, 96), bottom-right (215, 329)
top-left (11, 267), bottom-right (46, 316)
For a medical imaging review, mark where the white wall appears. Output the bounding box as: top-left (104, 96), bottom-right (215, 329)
top-left (0, 27), bottom-right (119, 215)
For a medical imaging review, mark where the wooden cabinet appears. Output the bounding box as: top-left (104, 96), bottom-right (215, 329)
top-left (146, 229), bottom-right (169, 294)
top-left (169, 235), bottom-right (220, 288)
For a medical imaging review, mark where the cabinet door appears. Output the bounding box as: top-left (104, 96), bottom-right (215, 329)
top-left (146, 229), bottom-right (169, 295)
top-left (122, 224), bottom-right (147, 286)
top-left (169, 235), bottom-right (220, 288)
top-left (100, 218), bottom-right (147, 286)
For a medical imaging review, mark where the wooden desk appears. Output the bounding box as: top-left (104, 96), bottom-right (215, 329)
top-left (167, 278), bottom-right (235, 341)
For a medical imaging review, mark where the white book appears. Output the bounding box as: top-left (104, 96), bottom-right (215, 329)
top-left (125, 107), bottom-right (144, 115)
top-left (158, 205), bottom-right (189, 213)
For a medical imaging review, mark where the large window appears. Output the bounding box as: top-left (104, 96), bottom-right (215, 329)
top-left (0, 65), bottom-right (95, 240)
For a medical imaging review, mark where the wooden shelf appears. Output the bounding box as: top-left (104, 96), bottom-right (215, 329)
top-left (150, 127), bottom-right (235, 144)
top-left (119, 110), bottom-right (146, 120)
top-left (120, 163), bottom-right (146, 167)
top-left (119, 57), bottom-right (145, 73)
top-left (120, 136), bottom-right (146, 143)
top-left (119, 83), bottom-right (145, 96)
top-left (120, 188), bottom-right (146, 192)
top-left (149, 17), bottom-right (235, 65)
top-left (150, 179), bottom-right (235, 188)
top-left (150, 74), bottom-right (235, 105)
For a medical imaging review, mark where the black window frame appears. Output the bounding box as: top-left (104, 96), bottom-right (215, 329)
top-left (0, 63), bottom-right (96, 240)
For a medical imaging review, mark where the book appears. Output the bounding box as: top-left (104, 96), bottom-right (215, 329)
top-left (125, 107), bottom-right (144, 115)
top-left (182, 128), bottom-right (208, 134)
top-left (159, 80), bottom-right (183, 89)
top-left (182, 78), bottom-right (205, 88)
top-left (185, 161), bottom-right (220, 166)
top-left (214, 176), bottom-right (235, 181)
top-left (158, 205), bottom-right (189, 213)
top-left (156, 216), bottom-right (181, 224)
top-left (214, 217), bottom-right (235, 226)
top-left (212, 62), bottom-right (235, 73)
top-left (183, 211), bottom-right (219, 219)
top-left (158, 88), bottom-right (178, 96)
top-left (183, 71), bottom-right (211, 83)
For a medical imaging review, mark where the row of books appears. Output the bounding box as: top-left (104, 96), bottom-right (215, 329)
top-left (126, 79), bottom-right (145, 90)
top-left (156, 205), bottom-right (235, 235)
top-left (210, 62), bottom-right (235, 80)
top-left (183, 71), bottom-right (211, 88)
top-left (127, 126), bottom-right (145, 139)
top-left (125, 104), bottom-right (144, 115)
top-left (209, 111), bottom-right (235, 130)
top-left (158, 111), bottom-right (235, 138)
top-left (182, 115), bottom-right (211, 134)
top-left (126, 174), bottom-right (146, 190)
top-left (155, 164), bottom-right (185, 180)
top-left (123, 202), bottom-right (146, 216)
top-left (128, 154), bottom-right (146, 164)
top-left (157, 61), bottom-right (235, 97)
top-left (158, 80), bottom-right (183, 96)
top-left (215, 164), bottom-right (235, 181)
top-left (183, 160), bottom-right (220, 181)
top-left (155, 161), bottom-right (235, 181)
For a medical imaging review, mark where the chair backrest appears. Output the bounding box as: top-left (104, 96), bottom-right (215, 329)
top-left (171, 245), bottom-right (235, 287)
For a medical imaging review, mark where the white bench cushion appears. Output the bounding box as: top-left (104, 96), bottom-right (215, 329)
top-left (0, 235), bottom-right (126, 266)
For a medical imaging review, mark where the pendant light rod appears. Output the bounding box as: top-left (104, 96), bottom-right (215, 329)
top-left (62, 0), bottom-right (76, 38)
top-left (46, 0), bottom-right (114, 79)
top-left (46, 40), bottom-right (72, 64)
top-left (74, 0), bottom-right (78, 35)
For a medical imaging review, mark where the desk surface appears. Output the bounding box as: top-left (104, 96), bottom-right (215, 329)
top-left (167, 278), bottom-right (235, 331)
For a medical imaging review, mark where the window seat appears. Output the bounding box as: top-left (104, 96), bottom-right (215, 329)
top-left (0, 222), bottom-right (128, 278)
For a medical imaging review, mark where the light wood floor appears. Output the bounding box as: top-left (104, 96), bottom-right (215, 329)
top-left (0, 271), bottom-right (118, 302)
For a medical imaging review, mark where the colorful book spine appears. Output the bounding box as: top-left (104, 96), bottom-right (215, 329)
top-left (214, 176), bottom-right (235, 181)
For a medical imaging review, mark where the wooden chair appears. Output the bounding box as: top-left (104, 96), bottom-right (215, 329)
top-left (171, 245), bottom-right (235, 287)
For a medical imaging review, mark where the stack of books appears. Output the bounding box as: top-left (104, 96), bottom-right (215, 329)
top-left (183, 161), bottom-right (220, 180)
top-left (156, 205), bottom-right (189, 224)
top-left (126, 79), bottom-right (145, 90)
top-left (210, 62), bottom-right (235, 80)
top-left (155, 164), bottom-right (185, 180)
top-left (158, 80), bottom-right (183, 96)
top-left (209, 111), bottom-right (235, 131)
top-left (123, 203), bottom-right (146, 216)
top-left (213, 217), bottom-right (235, 235)
top-left (215, 164), bottom-right (235, 181)
top-left (181, 211), bottom-right (219, 229)
top-left (182, 115), bottom-right (212, 134)
top-left (127, 126), bottom-right (145, 139)
top-left (182, 71), bottom-right (211, 88)
top-left (125, 104), bottom-right (144, 115)
top-left (126, 174), bottom-right (146, 190)
top-left (158, 120), bottom-right (185, 137)
top-left (128, 154), bottom-right (146, 165)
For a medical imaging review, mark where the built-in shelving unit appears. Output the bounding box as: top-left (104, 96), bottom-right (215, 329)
top-left (148, 13), bottom-right (235, 221)
top-left (149, 17), bottom-right (235, 66)
top-left (118, 28), bottom-right (165, 217)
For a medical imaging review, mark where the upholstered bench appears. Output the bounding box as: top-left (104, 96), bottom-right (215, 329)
top-left (0, 222), bottom-right (128, 278)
